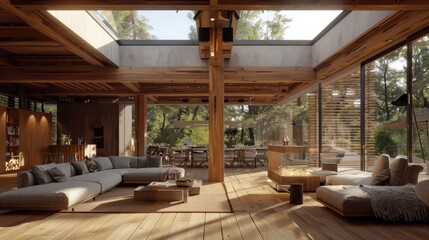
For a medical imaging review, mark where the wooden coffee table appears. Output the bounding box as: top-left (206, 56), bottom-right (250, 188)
top-left (134, 180), bottom-right (202, 203)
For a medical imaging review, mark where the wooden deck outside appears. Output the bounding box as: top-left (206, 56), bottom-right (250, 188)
top-left (1, 168), bottom-right (429, 240)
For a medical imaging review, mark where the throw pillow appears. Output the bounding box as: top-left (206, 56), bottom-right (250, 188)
top-left (371, 168), bottom-right (390, 186)
top-left (389, 157), bottom-right (409, 186)
top-left (85, 157), bottom-right (98, 172)
top-left (47, 167), bottom-right (68, 182)
top-left (55, 163), bottom-right (73, 178)
top-left (94, 157), bottom-right (113, 170)
top-left (32, 163), bottom-right (56, 185)
top-left (404, 164), bottom-right (424, 185)
top-left (372, 154), bottom-right (390, 178)
top-left (71, 161), bottom-right (90, 175)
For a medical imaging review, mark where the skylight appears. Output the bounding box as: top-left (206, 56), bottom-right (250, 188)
top-left (96, 10), bottom-right (344, 41)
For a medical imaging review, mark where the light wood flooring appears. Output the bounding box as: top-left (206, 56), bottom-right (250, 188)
top-left (1, 167), bottom-right (429, 240)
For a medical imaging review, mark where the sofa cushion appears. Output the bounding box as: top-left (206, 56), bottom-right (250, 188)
top-left (129, 157), bottom-right (138, 168)
top-left (123, 167), bottom-right (185, 184)
top-left (371, 168), bottom-right (390, 186)
top-left (137, 157), bottom-right (148, 168)
top-left (316, 185), bottom-right (372, 217)
top-left (415, 180), bottom-right (429, 207)
top-left (94, 157), bottom-right (113, 171)
top-left (48, 167), bottom-right (68, 182)
top-left (69, 171), bottom-right (122, 192)
top-left (372, 154), bottom-right (390, 178)
top-left (32, 163), bottom-right (56, 185)
top-left (109, 156), bottom-right (131, 169)
top-left (17, 170), bottom-right (36, 188)
top-left (389, 158), bottom-right (409, 186)
top-left (0, 181), bottom-right (101, 210)
top-left (325, 170), bottom-right (372, 185)
top-left (71, 161), bottom-right (90, 175)
top-left (147, 156), bottom-right (162, 168)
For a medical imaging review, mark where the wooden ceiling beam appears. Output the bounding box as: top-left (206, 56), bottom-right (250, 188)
top-left (315, 11), bottom-right (429, 80)
top-left (10, 0), bottom-right (429, 10)
top-left (0, 66), bottom-right (316, 83)
top-left (0, 41), bottom-right (60, 47)
top-left (0, 1), bottom-right (114, 66)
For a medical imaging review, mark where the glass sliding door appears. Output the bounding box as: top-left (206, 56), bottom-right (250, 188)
top-left (366, 46), bottom-right (407, 168)
top-left (412, 35), bottom-right (429, 167)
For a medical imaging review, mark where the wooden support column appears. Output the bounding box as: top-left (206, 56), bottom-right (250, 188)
top-left (135, 94), bottom-right (147, 156)
top-left (208, 10), bottom-right (225, 182)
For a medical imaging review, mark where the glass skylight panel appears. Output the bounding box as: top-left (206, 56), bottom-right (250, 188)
top-left (96, 10), bottom-right (343, 41)
top-left (235, 10), bottom-right (342, 40)
top-left (96, 10), bottom-right (196, 40)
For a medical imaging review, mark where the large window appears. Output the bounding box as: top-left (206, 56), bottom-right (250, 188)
top-left (412, 35), bottom-right (429, 165)
top-left (366, 47), bottom-right (407, 167)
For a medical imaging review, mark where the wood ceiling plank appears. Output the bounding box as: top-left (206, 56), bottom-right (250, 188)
top-left (9, 0), bottom-right (429, 10)
top-left (0, 1), bottom-right (114, 66)
top-left (99, 83), bottom-right (116, 91)
top-left (0, 49), bottom-right (12, 66)
top-left (316, 10), bottom-right (429, 80)
top-left (122, 82), bottom-right (141, 93)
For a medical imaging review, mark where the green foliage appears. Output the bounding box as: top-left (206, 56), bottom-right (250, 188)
top-left (187, 12), bottom-right (198, 40)
top-left (375, 128), bottom-right (398, 156)
top-left (235, 11), bottom-right (291, 40)
top-left (147, 105), bottom-right (208, 146)
top-left (112, 11), bottom-right (156, 39)
top-left (374, 48), bottom-right (407, 123)
top-left (225, 128), bottom-right (239, 146)
top-left (412, 36), bottom-right (429, 109)
top-left (264, 11), bottom-right (291, 40)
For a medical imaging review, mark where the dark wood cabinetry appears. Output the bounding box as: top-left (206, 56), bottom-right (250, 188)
top-left (1, 106), bottom-right (52, 173)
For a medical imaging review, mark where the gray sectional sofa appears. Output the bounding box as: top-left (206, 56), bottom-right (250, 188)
top-left (0, 156), bottom-right (185, 211)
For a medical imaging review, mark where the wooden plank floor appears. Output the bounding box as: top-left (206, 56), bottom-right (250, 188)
top-left (1, 168), bottom-right (429, 240)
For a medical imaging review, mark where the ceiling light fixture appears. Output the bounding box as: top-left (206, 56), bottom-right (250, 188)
top-left (210, 18), bottom-right (215, 21)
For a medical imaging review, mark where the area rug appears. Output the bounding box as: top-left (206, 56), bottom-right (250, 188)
top-left (64, 182), bottom-right (232, 213)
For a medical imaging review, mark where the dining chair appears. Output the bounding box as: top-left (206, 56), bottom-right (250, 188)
top-left (191, 147), bottom-right (209, 168)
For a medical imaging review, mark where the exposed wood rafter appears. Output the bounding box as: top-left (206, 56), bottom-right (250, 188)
top-left (315, 10), bottom-right (429, 80)
top-left (10, 0), bottom-right (429, 11)
top-left (0, 0), bottom-right (116, 66)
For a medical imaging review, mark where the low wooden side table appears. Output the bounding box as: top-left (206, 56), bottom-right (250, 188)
top-left (289, 183), bottom-right (303, 204)
top-left (268, 170), bottom-right (320, 192)
top-left (134, 180), bottom-right (202, 203)
top-left (322, 163), bottom-right (338, 172)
